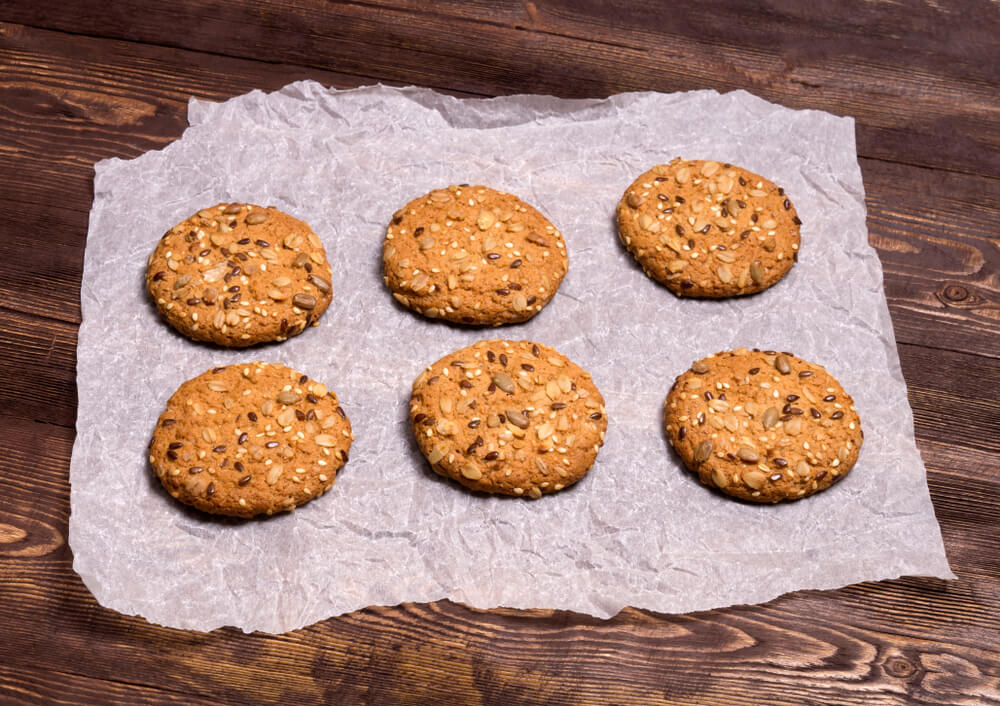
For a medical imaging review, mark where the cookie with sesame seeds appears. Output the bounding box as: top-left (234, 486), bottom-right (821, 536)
top-left (409, 340), bottom-right (607, 498)
top-left (616, 159), bottom-right (801, 297)
top-left (146, 203), bottom-right (334, 347)
top-left (664, 348), bottom-right (863, 503)
top-left (383, 185), bottom-right (569, 325)
top-left (150, 362), bottom-right (352, 518)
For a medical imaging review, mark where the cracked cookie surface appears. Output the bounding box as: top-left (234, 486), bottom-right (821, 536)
top-left (383, 185), bottom-right (569, 325)
top-left (665, 348), bottom-right (863, 503)
top-left (410, 339), bottom-right (607, 498)
top-left (150, 362), bottom-right (352, 518)
top-left (146, 203), bottom-right (333, 346)
top-left (616, 159), bottom-right (801, 297)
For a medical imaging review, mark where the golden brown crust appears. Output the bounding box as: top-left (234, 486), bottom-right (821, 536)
top-left (146, 203), bottom-right (333, 346)
top-left (616, 159), bottom-right (801, 297)
top-left (150, 362), bottom-right (352, 518)
top-left (383, 185), bottom-right (569, 325)
top-left (409, 340), bottom-right (607, 498)
top-left (664, 348), bottom-right (863, 503)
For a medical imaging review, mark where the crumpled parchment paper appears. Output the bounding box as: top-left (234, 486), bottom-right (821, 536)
top-left (70, 82), bottom-right (954, 633)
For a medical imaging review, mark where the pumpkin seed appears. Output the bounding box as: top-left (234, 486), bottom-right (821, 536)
top-left (492, 373), bottom-right (515, 393)
top-left (505, 409), bottom-right (529, 428)
top-left (314, 434), bottom-right (337, 448)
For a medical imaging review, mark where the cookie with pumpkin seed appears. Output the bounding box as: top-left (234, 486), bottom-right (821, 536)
top-left (616, 159), bottom-right (801, 297)
top-left (146, 203), bottom-right (334, 347)
top-left (410, 339), bottom-right (607, 498)
top-left (382, 185), bottom-right (569, 325)
top-left (150, 362), bottom-right (352, 518)
top-left (664, 348), bottom-right (863, 503)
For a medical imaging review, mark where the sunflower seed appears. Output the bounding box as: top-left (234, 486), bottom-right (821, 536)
top-left (505, 409), bottom-right (529, 428)
top-left (742, 470), bottom-right (766, 489)
top-left (774, 355), bottom-right (791, 375)
top-left (305, 274), bottom-right (331, 295)
top-left (277, 390), bottom-right (299, 405)
top-left (293, 293), bottom-right (317, 310)
top-left (491, 372), bottom-right (515, 393)
top-left (694, 440), bottom-right (713, 463)
top-left (762, 407), bottom-right (779, 430)
top-left (736, 446), bottom-right (760, 463)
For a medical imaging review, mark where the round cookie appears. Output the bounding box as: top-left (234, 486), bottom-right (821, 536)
top-left (150, 362), bottom-right (352, 518)
top-left (409, 340), bottom-right (607, 498)
top-left (664, 348), bottom-right (862, 503)
top-left (146, 203), bottom-right (334, 347)
top-left (616, 159), bottom-right (802, 297)
top-left (383, 185), bottom-right (569, 325)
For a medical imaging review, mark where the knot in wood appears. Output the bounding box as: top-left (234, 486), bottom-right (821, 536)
top-left (941, 284), bottom-right (968, 303)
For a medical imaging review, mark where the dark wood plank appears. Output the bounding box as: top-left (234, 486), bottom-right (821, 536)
top-left (1, 23), bottom-right (997, 354)
top-left (0, 309), bottom-right (77, 427)
top-left (3, 0), bottom-right (998, 177)
top-left (0, 20), bottom-right (369, 325)
top-left (0, 664), bottom-right (212, 706)
top-left (864, 159), bottom-right (1000, 359)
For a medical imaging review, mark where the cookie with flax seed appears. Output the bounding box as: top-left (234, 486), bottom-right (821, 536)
top-left (383, 185), bottom-right (569, 325)
top-left (146, 203), bottom-right (333, 346)
top-left (664, 348), bottom-right (863, 503)
top-left (616, 159), bottom-right (801, 297)
top-left (150, 362), bottom-right (352, 518)
top-left (409, 340), bottom-right (607, 498)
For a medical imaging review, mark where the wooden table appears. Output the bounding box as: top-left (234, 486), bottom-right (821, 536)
top-left (2, 2), bottom-right (998, 703)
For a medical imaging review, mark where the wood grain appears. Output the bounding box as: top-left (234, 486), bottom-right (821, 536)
top-left (4, 0), bottom-right (998, 177)
top-left (1, 0), bottom-right (999, 703)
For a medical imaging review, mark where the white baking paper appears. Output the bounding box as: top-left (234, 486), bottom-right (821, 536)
top-left (71, 82), bottom-right (954, 633)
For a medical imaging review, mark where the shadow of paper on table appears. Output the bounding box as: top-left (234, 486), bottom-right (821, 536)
top-left (69, 81), bottom-right (953, 634)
